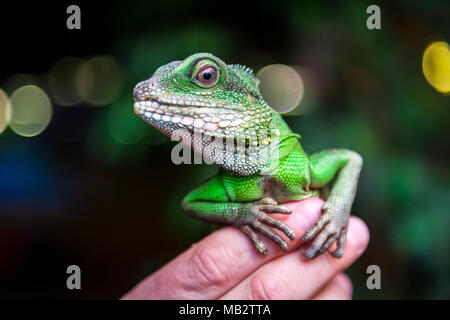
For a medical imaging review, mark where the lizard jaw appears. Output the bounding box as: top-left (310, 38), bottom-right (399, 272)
top-left (133, 78), bottom-right (248, 136)
top-left (134, 100), bottom-right (247, 136)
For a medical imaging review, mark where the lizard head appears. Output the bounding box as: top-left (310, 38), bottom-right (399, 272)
top-left (133, 53), bottom-right (275, 140)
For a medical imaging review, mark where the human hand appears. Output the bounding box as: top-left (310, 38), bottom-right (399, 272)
top-left (122, 198), bottom-right (370, 300)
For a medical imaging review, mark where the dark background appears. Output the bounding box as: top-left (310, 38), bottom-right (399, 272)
top-left (0, 0), bottom-right (449, 299)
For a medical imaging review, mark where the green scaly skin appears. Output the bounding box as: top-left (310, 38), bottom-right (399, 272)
top-left (133, 53), bottom-right (363, 259)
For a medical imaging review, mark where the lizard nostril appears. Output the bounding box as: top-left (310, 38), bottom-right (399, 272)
top-left (147, 77), bottom-right (158, 88)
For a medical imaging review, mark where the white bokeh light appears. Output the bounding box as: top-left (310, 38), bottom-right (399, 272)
top-left (257, 64), bottom-right (304, 114)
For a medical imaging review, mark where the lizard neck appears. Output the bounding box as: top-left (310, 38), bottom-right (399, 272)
top-left (216, 111), bottom-right (300, 177)
top-left (271, 111), bottom-right (301, 142)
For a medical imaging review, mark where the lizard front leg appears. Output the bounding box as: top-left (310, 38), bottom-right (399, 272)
top-left (181, 176), bottom-right (296, 254)
top-left (303, 149), bottom-right (363, 259)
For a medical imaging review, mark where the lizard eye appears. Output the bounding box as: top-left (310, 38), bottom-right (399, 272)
top-left (194, 66), bottom-right (219, 88)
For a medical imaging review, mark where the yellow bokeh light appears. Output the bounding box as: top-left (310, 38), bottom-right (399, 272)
top-left (257, 64), bottom-right (304, 113)
top-left (0, 89), bottom-right (11, 135)
top-left (9, 85), bottom-right (52, 137)
top-left (422, 41), bottom-right (450, 94)
top-left (75, 55), bottom-right (123, 106)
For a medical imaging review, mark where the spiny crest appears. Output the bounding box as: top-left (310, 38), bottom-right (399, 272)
top-left (230, 63), bottom-right (255, 76)
top-left (229, 64), bottom-right (260, 89)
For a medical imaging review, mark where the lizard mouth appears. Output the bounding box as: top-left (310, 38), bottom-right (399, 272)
top-left (134, 97), bottom-right (248, 133)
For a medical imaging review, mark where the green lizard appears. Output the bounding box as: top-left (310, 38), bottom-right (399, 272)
top-left (133, 53), bottom-right (363, 259)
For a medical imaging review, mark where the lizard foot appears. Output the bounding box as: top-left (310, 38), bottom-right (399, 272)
top-left (301, 203), bottom-right (349, 259)
top-left (237, 198), bottom-right (296, 254)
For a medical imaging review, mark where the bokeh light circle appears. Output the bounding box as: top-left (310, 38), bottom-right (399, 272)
top-left (49, 57), bottom-right (84, 106)
top-left (0, 89), bottom-right (11, 134)
top-left (422, 41), bottom-right (450, 94)
top-left (257, 64), bottom-right (304, 113)
top-left (9, 85), bottom-right (52, 137)
top-left (75, 55), bottom-right (123, 106)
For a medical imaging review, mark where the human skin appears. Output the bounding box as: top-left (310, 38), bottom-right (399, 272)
top-left (122, 198), bottom-right (370, 300)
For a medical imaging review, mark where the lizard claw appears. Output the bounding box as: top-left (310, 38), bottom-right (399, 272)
top-left (301, 206), bottom-right (349, 259)
top-left (237, 198), bottom-right (296, 254)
